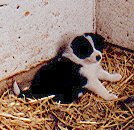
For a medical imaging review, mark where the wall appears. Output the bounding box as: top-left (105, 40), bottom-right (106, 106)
top-left (0, 0), bottom-right (94, 93)
top-left (96, 0), bottom-right (134, 50)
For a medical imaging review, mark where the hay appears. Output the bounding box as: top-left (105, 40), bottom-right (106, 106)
top-left (0, 45), bottom-right (133, 130)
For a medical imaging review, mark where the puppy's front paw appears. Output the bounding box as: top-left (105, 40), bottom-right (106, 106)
top-left (111, 73), bottom-right (122, 82)
top-left (105, 93), bottom-right (118, 101)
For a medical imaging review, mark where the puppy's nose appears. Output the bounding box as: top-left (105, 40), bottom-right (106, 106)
top-left (96, 55), bottom-right (101, 61)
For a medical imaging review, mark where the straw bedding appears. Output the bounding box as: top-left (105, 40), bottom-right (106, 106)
top-left (0, 44), bottom-right (133, 130)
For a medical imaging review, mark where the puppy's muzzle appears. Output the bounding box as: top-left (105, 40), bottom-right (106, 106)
top-left (96, 55), bottom-right (101, 61)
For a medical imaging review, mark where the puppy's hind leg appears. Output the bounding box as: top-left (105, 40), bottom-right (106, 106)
top-left (98, 67), bottom-right (122, 82)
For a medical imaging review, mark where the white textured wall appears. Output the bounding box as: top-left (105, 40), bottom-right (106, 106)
top-left (0, 0), bottom-right (94, 92)
top-left (96, 0), bottom-right (134, 50)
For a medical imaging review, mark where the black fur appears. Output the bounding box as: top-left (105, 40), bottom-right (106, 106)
top-left (84, 33), bottom-right (105, 52)
top-left (30, 55), bottom-right (87, 103)
top-left (71, 36), bottom-right (93, 59)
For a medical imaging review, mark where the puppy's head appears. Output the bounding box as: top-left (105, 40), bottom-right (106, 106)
top-left (70, 33), bottom-right (105, 63)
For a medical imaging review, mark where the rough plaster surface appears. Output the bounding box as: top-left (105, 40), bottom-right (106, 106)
top-left (0, 0), bottom-right (94, 92)
top-left (96, 0), bottom-right (134, 50)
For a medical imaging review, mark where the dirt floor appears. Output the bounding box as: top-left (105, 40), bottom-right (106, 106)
top-left (0, 44), bottom-right (133, 130)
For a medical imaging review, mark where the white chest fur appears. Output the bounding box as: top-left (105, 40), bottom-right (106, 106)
top-left (80, 62), bottom-right (100, 80)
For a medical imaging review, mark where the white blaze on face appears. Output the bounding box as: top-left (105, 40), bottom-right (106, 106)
top-left (84, 35), bottom-right (102, 63)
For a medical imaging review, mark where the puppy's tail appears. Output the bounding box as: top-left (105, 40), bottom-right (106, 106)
top-left (13, 81), bottom-right (33, 99)
top-left (13, 81), bottom-right (21, 96)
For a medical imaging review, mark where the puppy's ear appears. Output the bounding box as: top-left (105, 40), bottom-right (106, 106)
top-left (70, 36), bottom-right (93, 59)
top-left (84, 33), bottom-right (105, 52)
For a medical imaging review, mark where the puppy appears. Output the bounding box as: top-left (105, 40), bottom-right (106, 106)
top-left (13, 33), bottom-right (122, 103)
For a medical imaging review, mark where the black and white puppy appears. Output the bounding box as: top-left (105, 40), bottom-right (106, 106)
top-left (13, 33), bottom-right (122, 103)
